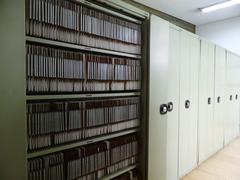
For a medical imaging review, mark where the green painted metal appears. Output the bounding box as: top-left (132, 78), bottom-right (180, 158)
top-left (0, 0), bottom-right (26, 179)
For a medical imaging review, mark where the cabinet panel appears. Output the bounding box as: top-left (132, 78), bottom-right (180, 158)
top-left (225, 52), bottom-right (240, 144)
top-left (167, 27), bottom-right (181, 180)
top-left (148, 16), bottom-right (180, 180)
top-left (207, 44), bottom-right (215, 155)
top-left (198, 40), bottom-right (215, 163)
top-left (198, 40), bottom-right (210, 163)
top-left (213, 46), bottom-right (226, 152)
top-left (178, 32), bottom-right (199, 177)
top-left (227, 53), bottom-right (240, 86)
top-left (233, 88), bottom-right (240, 138)
top-left (224, 88), bottom-right (233, 144)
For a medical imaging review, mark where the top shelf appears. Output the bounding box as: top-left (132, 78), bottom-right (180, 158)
top-left (75, 0), bottom-right (142, 24)
top-left (25, 36), bottom-right (142, 59)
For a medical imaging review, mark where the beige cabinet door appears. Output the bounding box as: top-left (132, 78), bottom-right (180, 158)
top-left (213, 46), bottom-right (226, 152)
top-left (148, 15), bottom-right (180, 180)
top-left (178, 32), bottom-right (200, 178)
top-left (198, 40), bottom-right (215, 163)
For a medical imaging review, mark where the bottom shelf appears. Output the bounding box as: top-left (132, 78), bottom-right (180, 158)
top-left (100, 164), bottom-right (137, 180)
top-left (28, 133), bottom-right (139, 180)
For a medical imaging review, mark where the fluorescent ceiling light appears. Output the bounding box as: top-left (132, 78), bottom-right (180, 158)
top-left (200, 0), bottom-right (240, 13)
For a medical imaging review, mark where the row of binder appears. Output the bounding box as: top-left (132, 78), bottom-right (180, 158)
top-left (27, 44), bottom-right (141, 80)
top-left (27, 97), bottom-right (140, 151)
top-left (27, 0), bottom-right (141, 44)
top-left (28, 134), bottom-right (138, 180)
top-left (26, 43), bottom-right (141, 94)
top-left (26, 0), bottom-right (142, 54)
top-left (28, 79), bottom-right (141, 93)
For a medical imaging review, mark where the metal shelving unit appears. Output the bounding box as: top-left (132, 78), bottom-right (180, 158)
top-left (0, 0), bottom-right (149, 178)
top-left (23, 0), bottom-right (148, 179)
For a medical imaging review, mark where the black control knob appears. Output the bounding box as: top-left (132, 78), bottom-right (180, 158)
top-left (160, 104), bottom-right (168, 115)
top-left (185, 100), bottom-right (190, 109)
top-left (208, 97), bottom-right (211, 105)
top-left (167, 102), bottom-right (173, 112)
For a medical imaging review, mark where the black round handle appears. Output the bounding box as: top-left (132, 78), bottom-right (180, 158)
top-left (160, 104), bottom-right (168, 115)
top-left (208, 97), bottom-right (211, 105)
top-left (185, 100), bottom-right (190, 109)
top-left (167, 102), bottom-right (173, 112)
top-left (217, 96), bottom-right (221, 103)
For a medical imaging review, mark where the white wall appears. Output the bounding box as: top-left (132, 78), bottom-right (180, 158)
top-left (196, 16), bottom-right (240, 56)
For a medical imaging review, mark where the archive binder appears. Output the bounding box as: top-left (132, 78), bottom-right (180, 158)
top-left (28, 134), bottom-right (138, 180)
top-left (26, 0), bottom-right (142, 54)
top-left (27, 97), bottom-right (140, 151)
top-left (26, 43), bottom-right (141, 94)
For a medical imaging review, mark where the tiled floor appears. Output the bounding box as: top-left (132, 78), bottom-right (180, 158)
top-left (181, 138), bottom-right (240, 180)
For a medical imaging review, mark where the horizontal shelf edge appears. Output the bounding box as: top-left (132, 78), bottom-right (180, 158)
top-left (75, 0), bottom-right (142, 24)
top-left (100, 164), bottom-right (137, 180)
top-left (25, 36), bottom-right (141, 59)
top-left (27, 128), bottom-right (140, 159)
top-left (26, 92), bottom-right (141, 100)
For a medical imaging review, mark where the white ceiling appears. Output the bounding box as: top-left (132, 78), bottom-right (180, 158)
top-left (134, 0), bottom-right (240, 25)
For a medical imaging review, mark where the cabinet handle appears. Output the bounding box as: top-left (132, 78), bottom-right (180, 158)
top-left (230, 95), bottom-right (232, 101)
top-left (217, 96), bottom-right (221, 103)
top-left (208, 97), bottom-right (211, 105)
top-left (185, 100), bottom-right (190, 109)
top-left (236, 94), bottom-right (238, 100)
top-left (160, 104), bottom-right (168, 115)
top-left (167, 102), bottom-right (173, 112)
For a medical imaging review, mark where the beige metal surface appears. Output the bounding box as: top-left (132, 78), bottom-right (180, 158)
top-left (213, 46), bottom-right (226, 152)
top-left (148, 15), bottom-right (180, 180)
top-left (178, 32), bottom-right (200, 178)
top-left (198, 40), bottom-right (216, 164)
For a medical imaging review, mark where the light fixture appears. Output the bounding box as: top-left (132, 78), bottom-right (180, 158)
top-left (200, 0), bottom-right (240, 13)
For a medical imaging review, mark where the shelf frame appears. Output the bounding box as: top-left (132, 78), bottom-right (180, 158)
top-left (100, 164), bottom-right (137, 180)
top-left (26, 36), bottom-right (142, 59)
top-left (27, 128), bottom-right (139, 159)
top-left (75, 0), bottom-right (142, 24)
top-left (26, 92), bottom-right (141, 100)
